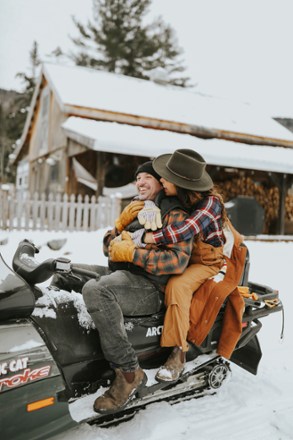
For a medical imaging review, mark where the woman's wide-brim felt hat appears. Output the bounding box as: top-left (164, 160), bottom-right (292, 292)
top-left (152, 149), bottom-right (213, 191)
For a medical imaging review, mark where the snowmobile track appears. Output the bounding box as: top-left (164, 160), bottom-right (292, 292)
top-left (87, 357), bottom-right (230, 428)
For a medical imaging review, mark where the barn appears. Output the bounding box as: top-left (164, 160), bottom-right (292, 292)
top-left (13, 63), bottom-right (293, 234)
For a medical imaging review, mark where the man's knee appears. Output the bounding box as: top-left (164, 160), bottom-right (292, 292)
top-left (82, 278), bottom-right (113, 312)
top-left (83, 279), bottom-right (101, 310)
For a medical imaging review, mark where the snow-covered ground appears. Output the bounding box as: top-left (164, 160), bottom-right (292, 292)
top-left (1, 229), bottom-right (293, 440)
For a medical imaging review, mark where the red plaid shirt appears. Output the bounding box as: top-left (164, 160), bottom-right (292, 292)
top-left (152, 195), bottom-right (225, 247)
top-left (133, 208), bottom-right (193, 276)
top-left (103, 207), bottom-right (193, 290)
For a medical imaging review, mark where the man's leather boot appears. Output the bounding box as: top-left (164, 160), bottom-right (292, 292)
top-left (155, 347), bottom-right (185, 382)
top-left (94, 367), bottom-right (147, 414)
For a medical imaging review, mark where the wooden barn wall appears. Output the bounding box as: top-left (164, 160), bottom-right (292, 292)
top-left (48, 93), bottom-right (67, 152)
top-left (29, 85), bottom-right (50, 161)
top-left (25, 85), bottom-right (69, 194)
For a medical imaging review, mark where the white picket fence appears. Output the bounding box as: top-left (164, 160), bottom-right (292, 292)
top-left (0, 192), bottom-right (121, 231)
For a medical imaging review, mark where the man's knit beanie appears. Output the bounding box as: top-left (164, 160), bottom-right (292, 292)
top-left (134, 161), bottom-right (161, 182)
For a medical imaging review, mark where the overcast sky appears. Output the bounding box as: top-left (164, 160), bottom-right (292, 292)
top-left (1, 0), bottom-right (293, 117)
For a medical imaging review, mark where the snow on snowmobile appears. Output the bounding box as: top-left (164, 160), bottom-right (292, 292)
top-left (0, 239), bottom-right (284, 440)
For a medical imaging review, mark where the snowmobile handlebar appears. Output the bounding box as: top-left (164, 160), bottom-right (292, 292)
top-left (12, 239), bottom-right (99, 286)
top-left (12, 239), bottom-right (72, 285)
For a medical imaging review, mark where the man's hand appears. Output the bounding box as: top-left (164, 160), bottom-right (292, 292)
top-left (109, 232), bottom-right (136, 262)
top-left (138, 200), bottom-right (162, 231)
top-left (122, 229), bottom-right (146, 248)
top-left (115, 200), bottom-right (144, 232)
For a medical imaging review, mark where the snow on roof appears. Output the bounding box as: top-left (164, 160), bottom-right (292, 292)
top-left (62, 117), bottom-right (293, 175)
top-left (44, 63), bottom-right (293, 142)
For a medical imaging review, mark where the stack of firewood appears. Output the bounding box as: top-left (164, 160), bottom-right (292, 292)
top-left (285, 192), bottom-right (293, 221)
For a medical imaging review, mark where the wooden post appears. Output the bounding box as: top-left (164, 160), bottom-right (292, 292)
top-left (69, 194), bottom-right (76, 231)
top-left (83, 195), bottom-right (90, 231)
top-left (66, 157), bottom-right (71, 195)
top-left (278, 174), bottom-right (287, 235)
top-left (62, 193), bottom-right (68, 231)
top-left (55, 193), bottom-right (62, 231)
top-left (40, 193), bottom-right (46, 231)
top-left (268, 172), bottom-right (289, 235)
top-left (32, 192), bottom-right (38, 229)
top-left (76, 194), bottom-right (83, 230)
top-left (95, 151), bottom-right (106, 198)
top-left (89, 195), bottom-right (96, 231)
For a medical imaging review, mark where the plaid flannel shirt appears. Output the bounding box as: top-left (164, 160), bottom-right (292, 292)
top-left (132, 208), bottom-right (193, 276)
top-left (103, 207), bottom-right (193, 276)
top-left (152, 195), bottom-right (225, 247)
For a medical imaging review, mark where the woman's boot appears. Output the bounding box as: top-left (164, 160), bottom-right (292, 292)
top-left (155, 347), bottom-right (185, 382)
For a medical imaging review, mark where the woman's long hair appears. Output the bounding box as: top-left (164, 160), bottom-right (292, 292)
top-left (176, 185), bottom-right (228, 226)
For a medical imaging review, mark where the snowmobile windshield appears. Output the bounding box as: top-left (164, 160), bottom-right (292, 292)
top-left (0, 253), bottom-right (35, 321)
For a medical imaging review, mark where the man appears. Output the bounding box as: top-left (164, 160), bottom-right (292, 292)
top-left (50, 162), bottom-right (159, 293)
top-left (82, 161), bottom-right (194, 414)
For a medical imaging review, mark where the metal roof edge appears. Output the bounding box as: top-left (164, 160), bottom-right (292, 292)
top-left (64, 106), bottom-right (293, 148)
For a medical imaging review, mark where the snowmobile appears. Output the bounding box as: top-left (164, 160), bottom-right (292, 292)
top-left (0, 239), bottom-right (284, 440)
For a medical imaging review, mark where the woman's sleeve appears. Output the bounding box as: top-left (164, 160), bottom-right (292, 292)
top-left (152, 196), bottom-right (221, 245)
top-left (152, 217), bottom-right (200, 244)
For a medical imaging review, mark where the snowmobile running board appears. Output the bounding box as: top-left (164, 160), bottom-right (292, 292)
top-left (72, 355), bottom-right (230, 429)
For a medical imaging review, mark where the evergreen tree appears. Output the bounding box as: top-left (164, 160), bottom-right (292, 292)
top-left (0, 95), bottom-right (18, 183)
top-left (70, 0), bottom-right (190, 87)
top-left (16, 40), bottom-right (41, 99)
top-left (8, 41), bottom-right (41, 144)
top-left (0, 103), bottom-right (7, 182)
top-left (0, 41), bottom-right (41, 183)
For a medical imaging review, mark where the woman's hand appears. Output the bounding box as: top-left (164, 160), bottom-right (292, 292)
top-left (138, 201), bottom-right (162, 231)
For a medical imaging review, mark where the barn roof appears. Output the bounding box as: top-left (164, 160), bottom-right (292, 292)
top-left (63, 117), bottom-right (293, 175)
top-left (14, 62), bottom-right (293, 163)
top-left (44, 63), bottom-right (293, 144)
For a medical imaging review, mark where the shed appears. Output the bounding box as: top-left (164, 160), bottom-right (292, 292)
top-left (13, 63), bottom-right (293, 233)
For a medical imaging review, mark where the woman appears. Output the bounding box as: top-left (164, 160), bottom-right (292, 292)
top-left (142, 149), bottom-right (228, 382)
